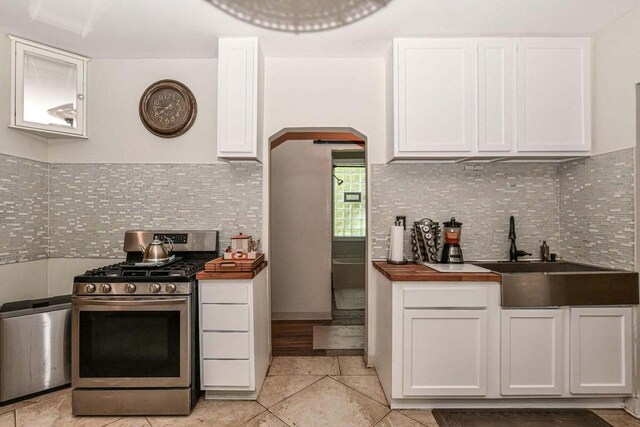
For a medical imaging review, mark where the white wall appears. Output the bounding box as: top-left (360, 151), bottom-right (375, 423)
top-left (0, 260), bottom-right (48, 304)
top-left (262, 58), bottom-right (385, 354)
top-left (270, 141), bottom-right (333, 319)
top-left (0, 31), bottom-right (48, 161)
top-left (264, 58), bottom-right (386, 163)
top-left (48, 58), bottom-right (219, 163)
top-left (593, 6), bottom-right (640, 154)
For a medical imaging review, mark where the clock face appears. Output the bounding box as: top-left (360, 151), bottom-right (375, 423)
top-left (139, 80), bottom-right (197, 138)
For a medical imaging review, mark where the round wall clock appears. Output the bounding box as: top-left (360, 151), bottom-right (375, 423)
top-left (139, 79), bottom-right (197, 138)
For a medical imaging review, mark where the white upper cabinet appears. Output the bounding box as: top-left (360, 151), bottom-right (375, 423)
top-left (516, 38), bottom-right (591, 152)
top-left (387, 37), bottom-right (591, 161)
top-left (216, 38), bottom-right (264, 162)
top-left (478, 40), bottom-right (516, 153)
top-left (394, 39), bottom-right (477, 155)
top-left (9, 36), bottom-right (88, 139)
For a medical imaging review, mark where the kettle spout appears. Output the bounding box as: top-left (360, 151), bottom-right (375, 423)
top-left (139, 243), bottom-right (146, 253)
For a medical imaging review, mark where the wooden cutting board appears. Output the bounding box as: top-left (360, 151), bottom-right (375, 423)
top-left (204, 253), bottom-right (265, 272)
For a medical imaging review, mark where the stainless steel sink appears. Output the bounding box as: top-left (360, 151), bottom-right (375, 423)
top-left (473, 261), bottom-right (612, 274)
top-left (471, 261), bottom-right (639, 308)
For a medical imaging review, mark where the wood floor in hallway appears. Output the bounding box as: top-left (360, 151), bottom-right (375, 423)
top-left (272, 288), bottom-right (365, 356)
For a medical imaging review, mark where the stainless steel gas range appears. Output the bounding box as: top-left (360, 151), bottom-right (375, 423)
top-left (71, 230), bottom-right (218, 416)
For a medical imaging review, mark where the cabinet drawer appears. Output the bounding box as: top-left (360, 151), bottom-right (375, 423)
top-left (202, 332), bottom-right (250, 359)
top-left (203, 360), bottom-right (251, 387)
top-left (404, 286), bottom-right (488, 308)
top-left (202, 304), bottom-right (249, 331)
top-left (200, 283), bottom-right (249, 304)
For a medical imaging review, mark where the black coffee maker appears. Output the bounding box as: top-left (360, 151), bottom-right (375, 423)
top-left (440, 217), bottom-right (463, 264)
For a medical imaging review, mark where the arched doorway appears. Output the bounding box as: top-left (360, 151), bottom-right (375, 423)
top-left (267, 127), bottom-right (368, 356)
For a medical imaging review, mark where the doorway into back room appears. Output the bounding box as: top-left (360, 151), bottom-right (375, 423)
top-left (269, 128), bottom-right (367, 356)
top-left (323, 150), bottom-right (366, 349)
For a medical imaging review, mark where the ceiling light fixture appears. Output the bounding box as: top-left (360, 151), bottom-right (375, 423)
top-left (205, 0), bottom-right (393, 33)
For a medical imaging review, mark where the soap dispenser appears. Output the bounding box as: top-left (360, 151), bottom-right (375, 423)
top-left (540, 241), bottom-right (550, 262)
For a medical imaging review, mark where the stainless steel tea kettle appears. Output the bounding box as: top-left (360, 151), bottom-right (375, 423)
top-left (139, 237), bottom-right (173, 262)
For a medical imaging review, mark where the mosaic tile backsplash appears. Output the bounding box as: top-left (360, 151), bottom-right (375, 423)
top-left (0, 148), bottom-right (634, 269)
top-left (0, 154), bottom-right (49, 264)
top-left (48, 163), bottom-right (262, 258)
top-left (371, 163), bottom-right (560, 261)
top-left (559, 148), bottom-right (635, 270)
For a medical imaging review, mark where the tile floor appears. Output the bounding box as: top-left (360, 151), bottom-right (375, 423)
top-left (1, 356), bottom-right (639, 426)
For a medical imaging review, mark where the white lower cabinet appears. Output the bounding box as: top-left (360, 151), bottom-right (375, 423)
top-left (199, 267), bottom-right (270, 397)
top-left (202, 360), bottom-right (251, 387)
top-left (375, 272), bottom-right (636, 405)
top-left (500, 309), bottom-right (563, 395)
top-left (403, 309), bottom-right (488, 396)
top-left (569, 307), bottom-right (633, 395)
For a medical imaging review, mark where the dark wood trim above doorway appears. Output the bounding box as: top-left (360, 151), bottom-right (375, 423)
top-left (269, 127), bottom-right (366, 150)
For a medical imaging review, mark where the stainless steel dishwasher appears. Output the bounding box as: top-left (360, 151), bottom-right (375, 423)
top-left (0, 295), bottom-right (71, 402)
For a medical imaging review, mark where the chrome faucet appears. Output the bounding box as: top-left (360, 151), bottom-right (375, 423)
top-left (508, 216), bottom-right (531, 262)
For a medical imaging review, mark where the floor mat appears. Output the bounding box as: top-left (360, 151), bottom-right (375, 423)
top-left (313, 325), bottom-right (364, 350)
top-left (432, 409), bottom-right (612, 427)
top-left (334, 288), bottom-right (365, 310)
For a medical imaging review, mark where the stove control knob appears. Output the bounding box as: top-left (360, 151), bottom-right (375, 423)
top-left (99, 284), bottom-right (111, 293)
top-left (85, 284), bottom-right (96, 293)
top-left (165, 283), bottom-right (177, 294)
top-left (150, 283), bottom-right (162, 294)
top-left (124, 283), bottom-right (136, 294)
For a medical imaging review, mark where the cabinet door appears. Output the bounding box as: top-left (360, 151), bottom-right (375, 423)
top-left (395, 39), bottom-right (477, 154)
top-left (403, 309), bottom-right (487, 396)
top-left (501, 309), bottom-right (563, 395)
top-left (11, 37), bottom-right (88, 138)
top-left (478, 40), bottom-right (515, 152)
top-left (217, 38), bottom-right (258, 159)
top-left (570, 307), bottom-right (633, 395)
top-left (516, 38), bottom-right (591, 152)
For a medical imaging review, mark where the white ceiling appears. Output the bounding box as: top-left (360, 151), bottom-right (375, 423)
top-left (0, 0), bottom-right (639, 59)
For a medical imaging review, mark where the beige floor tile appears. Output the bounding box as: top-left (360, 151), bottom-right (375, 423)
top-left (397, 410), bottom-right (438, 427)
top-left (147, 399), bottom-right (265, 427)
top-left (26, 387), bottom-right (72, 403)
top-left (593, 409), bottom-right (640, 427)
top-left (104, 417), bottom-right (152, 427)
top-left (268, 356), bottom-right (339, 376)
top-left (338, 356), bottom-right (376, 376)
top-left (376, 411), bottom-right (424, 427)
top-left (0, 412), bottom-right (15, 427)
top-left (243, 411), bottom-right (289, 427)
top-left (0, 401), bottom-right (34, 417)
top-left (313, 326), bottom-right (365, 350)
top-left (257, 375), bottom-right (324, 408)
top-left (270, 377), bottom-right (389, 427)
top-left (15, 392), bottom-right (121, 427)
top-left (332, 375), bottom-right (388, 406)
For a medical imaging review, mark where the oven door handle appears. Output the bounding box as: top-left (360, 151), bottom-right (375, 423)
top-left (72, 297), bottom-right (187, 306)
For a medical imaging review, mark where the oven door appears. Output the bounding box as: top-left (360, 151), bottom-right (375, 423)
top-left (72, 295), bottom-right (190, 388)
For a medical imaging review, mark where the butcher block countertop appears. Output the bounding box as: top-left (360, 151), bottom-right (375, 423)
top-left (373, 261), bottom-right (501, 282)
top-left (197, 261), bottom-right (268, 280)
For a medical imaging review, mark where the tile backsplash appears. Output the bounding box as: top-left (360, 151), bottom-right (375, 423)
top-left (371, 163), bottom-right (560, 261)
top-left (559, 148), bottom-right (635, 270)
top-left (49, 163), bottom-right (262, 258)
top-left (0, 154), bottom-right (49, 264)
top-left (1, 148), bottom-right (635, 270)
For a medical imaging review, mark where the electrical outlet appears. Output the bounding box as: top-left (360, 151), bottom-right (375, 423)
top-left (463, 164), bottom-right (484, 171)
top-left (395, 215), bottom-right (406, 230)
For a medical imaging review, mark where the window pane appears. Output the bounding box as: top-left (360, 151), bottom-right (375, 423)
top-left (334, 166), bottom-right (366, 237)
